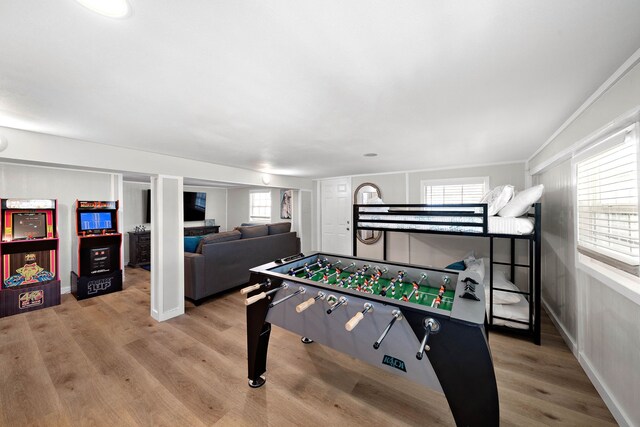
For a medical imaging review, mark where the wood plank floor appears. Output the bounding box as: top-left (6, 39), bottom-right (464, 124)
top-left (0, 267), bottom-right (616, 426)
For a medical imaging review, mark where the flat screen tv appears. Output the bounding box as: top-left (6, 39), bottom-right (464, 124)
top-left (184, 191), bottom-right (206, 221)
top-left (145, 189), bottom-right (151, 223)
top-left (145, 190), bottom-right (206, 222)
top-left (12, 212), bottom-right (47, 240)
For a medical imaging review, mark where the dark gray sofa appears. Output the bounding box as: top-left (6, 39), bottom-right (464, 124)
top-left (184, 223), bottom-right (300, 303)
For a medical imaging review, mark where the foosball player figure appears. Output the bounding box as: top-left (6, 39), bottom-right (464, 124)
top-left (402, 293), bottom-right (409, 302)
top-left (433, 295), bottom-right (442, 308)
top-left (438, 284), bottom-right (446, 298)
top-left (397, 270), bottom-right (406, 282)
top-left (390, 278), bottom-right (397, 296)
top-left (408, 281), bottom-right (420, 300)
top-left (380, 286), bottom-right (387, 296)
top-left (322, 273), bottom-right (329, 283)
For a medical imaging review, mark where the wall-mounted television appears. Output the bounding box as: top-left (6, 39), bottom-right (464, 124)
top-left (145, 190), bottom-right (206, 222)
top-left (184, 191), bottom-right (206, 221)
top-left (12, 212), bottom-right (47, 240)
top-left (145, 189), bottom-right (151, 223)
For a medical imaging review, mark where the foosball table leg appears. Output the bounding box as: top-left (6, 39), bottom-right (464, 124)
top-left (246, 275), bottom-right (278, 388)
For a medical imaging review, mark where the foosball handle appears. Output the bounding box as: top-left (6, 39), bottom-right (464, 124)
top-left (345, 312), bottom-right (364, 332)
top-left (296, 298), bottom-right (315, 313)
top-left (245, 292), bottom-right (267, 306)
top-left (240, 283), bottom-right (261, 295)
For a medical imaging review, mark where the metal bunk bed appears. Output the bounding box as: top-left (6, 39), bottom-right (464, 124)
top-left (352, 203), bottom-right (542, 344)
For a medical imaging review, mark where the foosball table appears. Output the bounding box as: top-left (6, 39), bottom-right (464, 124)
top-left (243, 252), bottom-right (499, 427)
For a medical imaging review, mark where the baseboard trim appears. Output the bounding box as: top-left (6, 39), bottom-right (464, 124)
top-left (542, 298), bottom-right (632, 426)
top-left (541, 297), bottom-right (577, 356)
top-left (151, 305), bottom-right (184, 322)
top-left (579, 353), bottom-right (633, 427)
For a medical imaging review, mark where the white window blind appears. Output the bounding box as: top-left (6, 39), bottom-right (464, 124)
top-left (576, 127), bottom-right (639, 272)
top-left (250, 191), bottom-right (271, 222)
top-left (421, 177), bottom-right (488, 204)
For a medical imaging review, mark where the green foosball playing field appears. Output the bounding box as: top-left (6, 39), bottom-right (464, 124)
top-left (291, 261), bottom-right (455, 311)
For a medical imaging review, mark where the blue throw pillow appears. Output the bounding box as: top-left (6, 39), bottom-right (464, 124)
top-left (184, 236), bottom-right (202, 253)
top-left (445, 260), bottom-right (466, 271)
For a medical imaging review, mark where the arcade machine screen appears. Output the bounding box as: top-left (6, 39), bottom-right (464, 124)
top-left (12, 213), bottom-right (47, 240)
top-left (79, 212), bottom-right (112, 232)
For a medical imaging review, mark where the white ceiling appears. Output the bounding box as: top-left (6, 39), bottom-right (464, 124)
top-left (1, 1), bottom-right (640, 179)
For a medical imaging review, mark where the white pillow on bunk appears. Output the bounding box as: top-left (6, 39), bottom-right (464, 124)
top-left (498, 185), bottom-right (544, 217)
top-left (485, 270), bottom-right (522, 304)
top-left (480, 185), bottom-right (514, 216)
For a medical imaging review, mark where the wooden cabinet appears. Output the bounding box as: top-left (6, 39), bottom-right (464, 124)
top-left (184, 226), bottom-right (220, 236)
top-left (128, 226), bottom-right (219, 268)
top-left (128, 231), bottom-right (150, 267)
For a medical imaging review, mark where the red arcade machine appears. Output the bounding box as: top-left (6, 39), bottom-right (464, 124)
top-left (0, 198), bottom-right (61, 317)
top-left (71, 200), bottom-right (123, 299)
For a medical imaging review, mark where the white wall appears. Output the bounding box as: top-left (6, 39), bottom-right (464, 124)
top-left (530, 57), bottom-right (640, 426)
top-left (184, 185), bottom-right (227, 232)
top-left (533, 159), bottom-right (577, 341)
top-left (226, 187), bottom-right (255, 228)
top-left (0, 163), bottom-right (114, 293)
top-left (227, 187), bottom-right (293, 227)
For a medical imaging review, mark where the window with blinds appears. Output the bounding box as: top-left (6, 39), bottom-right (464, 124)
top-left (249, 191), bottom-right (271, 222)
top-left (576, 126), bottom-right (639, 274)
top-left (421, 177), bottom-right (489, 204)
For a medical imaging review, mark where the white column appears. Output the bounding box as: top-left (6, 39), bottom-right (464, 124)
top-left (150, 175), bottom-right (185, 321)
top-left (110, 173), bottom-right (125, 280)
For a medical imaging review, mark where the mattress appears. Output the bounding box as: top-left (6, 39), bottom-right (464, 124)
top-left (483, 273), bottom-right (530, 330)
top-left (488, 297), bottom-right (530, 330)
top-left (487, 216), bottom-right (534, 235)
top-left (358, 215), bottom-right (534, 235)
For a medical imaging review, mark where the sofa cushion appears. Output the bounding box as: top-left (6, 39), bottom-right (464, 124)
top-left (184, 236), bottom-right (202, 253)
top-left (196, 230), bottom-right (241, 253)
top-left (268, 222), bottom-right (291, 235)
top-left (235, 224), bottom-right (268, 239)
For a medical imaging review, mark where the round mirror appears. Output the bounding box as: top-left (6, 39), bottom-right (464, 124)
top-left (354, 182), bottom-right (383, 244)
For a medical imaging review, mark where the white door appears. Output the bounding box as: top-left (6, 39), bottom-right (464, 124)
top-left (321, 178), bottom-right (351, 255)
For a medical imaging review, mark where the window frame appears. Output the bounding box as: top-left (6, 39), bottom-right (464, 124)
top-left (249, 190), bottom-right (272, 223)
top-left (420, 176), bottom-right (490, 205)
top-left (573, 122), bottom-right (640, 275)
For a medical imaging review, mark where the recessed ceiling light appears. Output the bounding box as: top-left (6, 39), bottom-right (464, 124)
top-left (363, 153), bottom-right (378, 157)
top-left (75, 0), bottom-right (131, 18)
